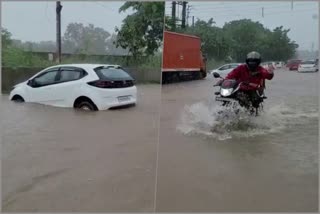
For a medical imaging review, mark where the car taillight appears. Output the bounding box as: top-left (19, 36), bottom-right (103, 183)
top-left (87, 80), bottom-right (113, 88)
top-left (87, 80), bottom-right (134, 88)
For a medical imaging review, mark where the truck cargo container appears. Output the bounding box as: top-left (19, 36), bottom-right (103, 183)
top-left (162, 31), bottom-right (207, 83)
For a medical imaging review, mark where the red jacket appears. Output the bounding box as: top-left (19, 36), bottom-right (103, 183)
top-left (225, 64), bottom-right (274, 91)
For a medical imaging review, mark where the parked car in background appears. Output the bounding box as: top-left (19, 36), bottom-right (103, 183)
top-left (297, 60), bottom-right (318, 73)
top-left (210, 63), bottom-right (241, 78)
top-left (9, 64), bottom-right (137, 111)
top-left (275, 61), bottom-right (284, 69)
top-left (286, 59), bottom-right (302, 71)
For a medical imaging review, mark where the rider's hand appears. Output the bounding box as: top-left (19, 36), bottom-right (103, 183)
top-left (268, 70), bottom-right (274, 78)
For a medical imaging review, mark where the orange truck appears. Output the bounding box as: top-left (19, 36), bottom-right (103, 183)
top-left (162, 31), bottom-right (207, 83)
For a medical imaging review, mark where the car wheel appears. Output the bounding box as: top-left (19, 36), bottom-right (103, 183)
top-left (12, 95), bottom-right (25, 103)
top-left (76, 101), bottom-right (96, 111)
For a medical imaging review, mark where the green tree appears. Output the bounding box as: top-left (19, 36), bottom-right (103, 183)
top-left (63, 23), bottom-right (111, 54)
top-left (1, 28), bottom-right (12, 49)
top-left (263, 26), bottom-right (298, 61)
top-left (223, 19), bottom-right (267, 62)
top-left (181, 18), bottom-right (231, 61)
top-left (222, 19), bottom-right (298, 62)
top-left (115, 2), bottom-right (165, 57)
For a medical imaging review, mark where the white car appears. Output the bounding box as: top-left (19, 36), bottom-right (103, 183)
top-left (210, 63), bottom-right (241, 78)
top-left (274, 61), bottom-right (284, 69)
top-left (9, 64), bottom-right (137, 111)
top-left (298, 60), bottom-right (318, 73)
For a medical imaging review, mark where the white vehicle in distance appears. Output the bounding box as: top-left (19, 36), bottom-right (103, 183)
top-left (9, 64), bottom-right (137, 111)
top-left (298, 60), bottom-right (318, 73)
top-left (274, 61), bottom-right (284, 69)
top-left (210, 63), bottom-right (241, 78)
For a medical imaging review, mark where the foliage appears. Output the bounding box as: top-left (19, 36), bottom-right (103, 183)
top-left (174, 18), bottom-right (298, 63)
top-left (1, 28), bottom-right (12, 49)
top-left (63, 23), bottom-right (111, 54)
top-left (2, 47), bottom-right (55, 68)
top-left (115, 2), bottom-right (165, 58)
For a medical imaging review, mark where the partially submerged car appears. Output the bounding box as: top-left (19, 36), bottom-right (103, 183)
top-left (9, 64), bottom-right (137, 111)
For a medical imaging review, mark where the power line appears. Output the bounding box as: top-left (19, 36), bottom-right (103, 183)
top-left (44, 2), bottom-right (53, 24)
top-left (190, 1), bottom-right (309, 10)
top-left (191, 4), bottom-right (315, 14)
top-left (188, 6), bottom-right (316, 18)
top-left (187, 8), bottom-right (315, 20)
top-left (94, 2), bottom-right (116, 12)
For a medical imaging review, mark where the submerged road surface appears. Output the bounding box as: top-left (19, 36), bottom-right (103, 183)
top-left (1, 71), bottom-right (318, 212)
top-left (155, 69), bottom-right (318, 212)
top-left (1, 84), bottom-right (161, 212)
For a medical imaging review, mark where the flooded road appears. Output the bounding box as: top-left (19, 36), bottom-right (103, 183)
top-left (156, 69), bottom-right (318, 212)
top-left (1, 70), bottom-right (318, 212)
top-left (1, 84), bottom-right (161, 212)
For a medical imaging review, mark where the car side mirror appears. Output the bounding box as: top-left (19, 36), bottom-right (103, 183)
top-left (27, 79), bottom-right (39, 87)
top-left (27, 79), bottom-right (33, 86)
top-left (213, 72), bottom-right (221, 78)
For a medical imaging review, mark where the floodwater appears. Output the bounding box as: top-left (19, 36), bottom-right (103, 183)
top-left (1, 84), bottom-right (161, 212)
top-left (1, 70), bottom-right (319, 212)
top-left (155, 69), bottom-right (319, 212)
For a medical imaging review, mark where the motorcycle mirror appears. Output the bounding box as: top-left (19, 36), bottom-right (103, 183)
top-left (213, 72), bottom-right (221, 78)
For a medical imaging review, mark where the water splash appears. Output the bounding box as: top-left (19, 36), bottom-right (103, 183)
top-left (177, 100), bottom-right (318, 140)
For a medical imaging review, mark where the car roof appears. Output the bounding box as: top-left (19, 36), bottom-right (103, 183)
top-left (46, 63), bottom-right (122, 70)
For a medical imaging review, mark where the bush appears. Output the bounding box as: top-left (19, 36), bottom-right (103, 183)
top-left (2, 47), bottom-right (55, 68)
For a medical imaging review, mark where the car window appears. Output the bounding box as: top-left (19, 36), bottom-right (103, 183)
top-left (34, 70), bottom-right (59, 86)
top-left (94, 67), bottom-right (133, 80)
top-left (219, 65), bottom-right (229, 70)
top-left (59, 68), bottom-right (84, 82)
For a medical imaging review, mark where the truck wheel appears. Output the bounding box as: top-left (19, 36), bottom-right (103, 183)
top-left (173, 72), bottom-right (179, 82)
top-left (201, 71), bottom-right (207, 79)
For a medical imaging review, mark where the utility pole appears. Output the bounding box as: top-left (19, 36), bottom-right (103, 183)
top-left (181, 1), bottom-right (187, 29)
top-left (262, 7), bottom-right (264, 18)
top-left (172, 1), bottom-right (176, 31)
top-left (56, 1), bottom-right (62, 63)
top-left (192, 16), bottom-right (195, 27)
top-left (186, 5), bottom-right (191, 27)
top-left (291, 0), bottom-right (293, 10)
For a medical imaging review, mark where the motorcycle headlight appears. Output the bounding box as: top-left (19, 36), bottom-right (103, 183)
top-left (220, 88), bottom-right (233, 96)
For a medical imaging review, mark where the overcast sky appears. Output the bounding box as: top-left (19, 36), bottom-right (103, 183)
top-left (2, 1), bottom-right (319, 51)
top-left (166, 1), bottom-right (319, 51)
top-left (2, 1), bottom-right (130, 41)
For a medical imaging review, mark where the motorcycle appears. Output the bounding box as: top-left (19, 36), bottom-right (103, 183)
top-left (212, 72), bottom-right (267, 116)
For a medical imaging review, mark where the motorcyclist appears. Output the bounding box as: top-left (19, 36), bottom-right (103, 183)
top-left (225, 51), bottom-right (274, 108)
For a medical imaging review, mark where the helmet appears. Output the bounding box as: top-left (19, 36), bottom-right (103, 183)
top-left (246, 51), bottom-right (261, 71)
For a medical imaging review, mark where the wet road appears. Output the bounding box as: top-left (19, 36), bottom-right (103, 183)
top-left (1, 70), bottom-right (319, 212)
top-left (1, 84), bottom-right (161, 212)
top-left (156, 69), bottom-right (318, 212)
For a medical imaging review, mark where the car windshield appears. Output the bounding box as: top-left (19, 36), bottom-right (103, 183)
top-left (301, 61), bottom-right (315, 65)
top-left (94, 67), bottom-right (133, 80)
